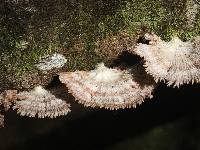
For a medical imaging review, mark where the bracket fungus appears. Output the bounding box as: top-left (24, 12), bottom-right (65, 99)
top-left (13, 86), bottom-right (71, 118)
top-left (0, 90), bottom-right (17, 127)
top-left (0, 95), bottom-right (4, 128)
top-left (59, 63), bottom-right (155, 110)
top-left (133, 33), bottom-right (200, 87)
top-left (0, 114), bottom-right (4, 128)
top-left (2, 90), bottom-right (18, 110)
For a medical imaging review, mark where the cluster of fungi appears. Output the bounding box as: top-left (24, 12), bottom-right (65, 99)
top-left (0, 33), bottom-right (199, 127)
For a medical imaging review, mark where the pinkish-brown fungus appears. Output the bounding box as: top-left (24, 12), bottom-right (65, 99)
top-left (59, 63), bottom-right (155, 110)
top-left (133, 33), bottom-right (200, 87)
top-left (0, 114), bottom-right (4, 128)
top-left (13, 86), bottom-right (71, 118)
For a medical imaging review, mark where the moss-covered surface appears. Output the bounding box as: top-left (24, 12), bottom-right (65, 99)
top-left (0, 0), bottom-right (199, 90)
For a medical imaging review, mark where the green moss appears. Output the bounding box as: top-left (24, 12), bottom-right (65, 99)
top-left (182, 11), bottom-right (200, 40)
top-left (0, 0), bottom-right (199, 89)
top-left (120, 0), bottom-right (192, 41)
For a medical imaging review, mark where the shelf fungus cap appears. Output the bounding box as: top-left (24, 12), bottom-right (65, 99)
top-left (0, 95), bottom-right (4, 128)
top-left (0, 114), bottom-right (4, 128)
top-left (0, 90), bottom-right (18, 111)
top-left (13, 86), bottom-right (71, 118)
top-left (59, 63), bottom-right (155, 110)
top-left (134, 33), bottom-right (200, 87)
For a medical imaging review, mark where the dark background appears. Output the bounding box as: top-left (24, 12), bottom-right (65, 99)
top-left (0, 81), bottom-right (200, 150)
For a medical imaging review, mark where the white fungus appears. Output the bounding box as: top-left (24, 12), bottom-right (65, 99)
top-left (59, 63), bottom-right (155, 110)
top-left (13, 86), bottom-right (71, 118)
top-left (35, 53), bottom-right (67, 71)
top-left (134, 33), bottom-right (200, 87)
